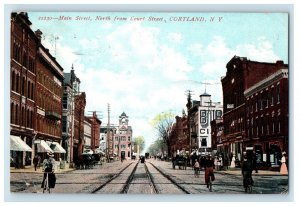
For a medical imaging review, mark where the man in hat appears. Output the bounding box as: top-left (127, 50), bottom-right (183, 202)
top-left (241, 154), bottom-right (253, 192)
top-left (41, 151), bottom-right (56, 189)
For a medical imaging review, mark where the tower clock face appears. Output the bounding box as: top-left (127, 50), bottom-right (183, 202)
top-left (121, 118), bottom-right (126, 125)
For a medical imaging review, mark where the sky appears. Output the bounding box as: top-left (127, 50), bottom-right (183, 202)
top-left (27, 12), bottom-right (288, 151)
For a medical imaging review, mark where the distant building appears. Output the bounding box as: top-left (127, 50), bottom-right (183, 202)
top-left (169, 111), bottom-right (189, 155)
top-left (83, 117), bottom-right (92, 151)
top-left (113, 112), bottom-right (133, 159)
top-left (62, 66), bottom-right (85, 163)
top-left (85, 112), bottom-right (102, 152)
top-left (187, 91), bottom-right (223, 154)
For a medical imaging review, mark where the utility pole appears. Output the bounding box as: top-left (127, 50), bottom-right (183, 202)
top-left (106, 103), bottom-right (111, 162)
top-left (185, 90), bottom-right (194, 154)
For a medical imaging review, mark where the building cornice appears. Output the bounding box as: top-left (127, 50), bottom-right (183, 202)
top-left (244, 69), bottom-right (288, 97)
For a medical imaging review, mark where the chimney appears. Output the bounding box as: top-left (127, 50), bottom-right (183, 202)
top-left (35, 29), bottom-right (43, 42)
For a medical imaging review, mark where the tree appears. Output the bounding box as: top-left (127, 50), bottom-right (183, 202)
top-left (147, 139), bottom-right (166, 157)
top-left (133, 136), bottom-right (145, 155)
top-left (150, 111), bottom-right (175, 157)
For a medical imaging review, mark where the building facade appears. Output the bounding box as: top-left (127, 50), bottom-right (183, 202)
top-left (113, 112), bottom-right (133, 159)
top-left (10, 12), bottom-right (38, 168)
top-left (86, 112), bottom-right (102, 152)
top-left (83, 117), bottom-right (92, 151)
top-left (221, 56), bottom-right (288, 168)
top-left (34, 31), bottom-right (65, 162)
top-left (244, 68), bottom-right (288, 169)
top-left (62, 67), bottom-right (82, 164)
top-left (187, 91), bottom-right (223, 154)
top-left (73, 92), bottom-right (86, 157)
top-left (169, 112), bottom-right (189, 155)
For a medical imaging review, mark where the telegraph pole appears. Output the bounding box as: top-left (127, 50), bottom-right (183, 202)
top-left (185, 90), bottom-right (194, 154)
top-left (106, 104), bottom-right (111, 162)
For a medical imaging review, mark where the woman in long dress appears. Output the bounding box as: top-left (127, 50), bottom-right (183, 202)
top-left (280, 152), bottom-right (288, 175)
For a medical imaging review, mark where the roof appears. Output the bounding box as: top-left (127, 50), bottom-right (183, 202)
top-left (120, 112), bottom-right (127, 117)
top-left (200, 91), bottom-right (211, 97)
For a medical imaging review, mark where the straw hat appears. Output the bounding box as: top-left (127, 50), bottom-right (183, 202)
top-left (47, 151), bottom-right (54, 157)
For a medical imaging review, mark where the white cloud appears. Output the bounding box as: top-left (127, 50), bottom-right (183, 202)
top-left (167, 32), bottom-right (183, 43)
top-left (235, 37), bottom-right (281, 62)
top-left (187, 43), bottom-right (204, 56)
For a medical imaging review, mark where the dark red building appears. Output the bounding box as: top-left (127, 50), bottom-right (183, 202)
top-left (221, 56), bottom-right (288, 169)
top-left (244, 67), bottom-right (288, 169)
top-left (169, 113), bottom-right (189, 155)
top-left (86, 112), bottom-right (102, 152)
top-left (10, 12), bottom-right (38, 167)
top-left (34, 30), bottom-right (64, 162)
top-left (74, 92), bottom-right (86, 157)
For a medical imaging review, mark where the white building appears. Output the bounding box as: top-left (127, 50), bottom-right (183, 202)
top-left (193, 92), bottom-right (223, 153)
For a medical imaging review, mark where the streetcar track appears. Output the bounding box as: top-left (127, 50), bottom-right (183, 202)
top-left (144, 162), bottom-right (159, 194)
top-left (90, 162), bottom-right (134, 193)
top-left (120, 161), bottom-right (139, 193)
top-left (149, 162), bottom-right (190, 194)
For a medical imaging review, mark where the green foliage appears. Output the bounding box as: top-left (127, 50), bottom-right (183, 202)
top-left (133, 136), bottom-right (145, 153)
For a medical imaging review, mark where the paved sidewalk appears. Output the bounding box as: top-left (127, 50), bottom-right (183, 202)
top-left (215, 168), bottom-right (287, 176)
top-left (149, 159), bottom-right (288, 176)
top-left (10, 165), bottom-right (76, 174)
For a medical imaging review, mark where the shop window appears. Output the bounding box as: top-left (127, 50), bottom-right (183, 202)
top-left (201, 138), bottom-right (207, 147)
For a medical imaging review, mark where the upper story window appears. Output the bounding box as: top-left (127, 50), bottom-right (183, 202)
top-left (277, 85), bottom-right (280, 104)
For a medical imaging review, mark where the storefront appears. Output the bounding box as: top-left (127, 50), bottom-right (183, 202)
top-left (10, 135), bottom-right (32, 168)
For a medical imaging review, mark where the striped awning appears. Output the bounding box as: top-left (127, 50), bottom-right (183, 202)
top-left (10, 135), bottom-right (32, 152)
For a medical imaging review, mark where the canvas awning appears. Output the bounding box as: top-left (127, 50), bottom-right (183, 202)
top-left (50, 142), bottom-right (66, 153)
top-left (37, 140), bottom-right (53, 153)
top-left (10, 135), bottom-right (32, 152)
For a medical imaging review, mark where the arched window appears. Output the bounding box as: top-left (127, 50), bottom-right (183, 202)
top-left (22, 107), bottom-right (25, 126)
top-left (22, 76), bottom-right (25, 96)
top-left (15, 104), bottom-right (19, 125)
top-left (10, 103), bottom-right (14, 124)
top-left (11, 71), bottom-right (15, 91)
top-left (27, 109), bottom-right (30, 127)
top-left (27, 81), bottom-right (30, 98)
top-left (16, 74), bottom-right (20, 94)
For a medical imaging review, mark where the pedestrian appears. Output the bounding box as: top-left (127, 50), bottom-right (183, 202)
top-left (204, 154), bottom-right (215, 189)
top-left (214, 156), bottom-right (219, 171)
top-left (280, 151), bottom-right (288, 175)
top-left (219, 155), bottom-right (223, 170)
top-left (252, 152), bottom-right (258, 173)
top-left (33, 154), bottom-right (41, 171)
top-left (194, 159), bottom-right (200, 177)
top-left (41, 152), bottom-right (56, 189)
top-left (241, 154), bottom-right (254, 192)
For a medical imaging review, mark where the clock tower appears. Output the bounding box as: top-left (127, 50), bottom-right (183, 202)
top-left (113, 112), bottom-right (133, 160)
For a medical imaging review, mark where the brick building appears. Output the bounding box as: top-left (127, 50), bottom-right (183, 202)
top-left (34, 30), bottom-right (65, 162)
top-left (244, 67), bottom-right (288, 169)
top-left (10, 12), bottom-right (38, 167)
top-left (74, 92), bottom-right (86, 157)
top-left (221, 56), bottom-right (288, 168)
top-left (113, 112), bottom-right (133, 159)
top-left (86, 112), bottom-right (102, 152)
top-left (83, 117), bottom-right (92, 151)
top-left (169, 112), bottom-right (189, 155)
